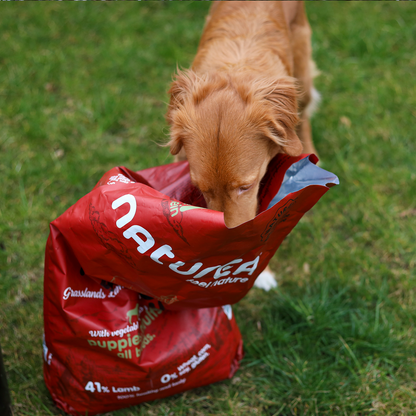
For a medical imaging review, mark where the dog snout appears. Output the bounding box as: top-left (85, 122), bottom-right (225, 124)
top-left (224, 204), bottom-right (257, 229)
top-left (223, 214), bottom-right (241, 229)
top-left (204, 193), bottom-right (258, 228)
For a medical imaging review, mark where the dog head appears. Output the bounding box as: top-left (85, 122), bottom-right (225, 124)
top-left (166, 70), bottom-right (302, 228)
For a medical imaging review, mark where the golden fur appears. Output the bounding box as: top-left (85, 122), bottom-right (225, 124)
top-left (166, 1), bottom-right (317, 229)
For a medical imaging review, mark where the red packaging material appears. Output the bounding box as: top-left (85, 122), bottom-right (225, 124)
top-left (43, 240), bottom-right (243, 415)
top-left (43, 154), bottom-right (337, 414)
top-left (46, 154), bottom-right (338, 310)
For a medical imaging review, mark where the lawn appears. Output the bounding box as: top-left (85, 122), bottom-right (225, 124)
top-left (1, 2), bottom-right (415, 415)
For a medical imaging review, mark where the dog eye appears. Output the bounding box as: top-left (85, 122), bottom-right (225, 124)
top-left (238, 184), bottom-right (254, 195)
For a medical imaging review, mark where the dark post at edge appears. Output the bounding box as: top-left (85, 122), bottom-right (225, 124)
top-left (0, 342), bottom-right (12, 416)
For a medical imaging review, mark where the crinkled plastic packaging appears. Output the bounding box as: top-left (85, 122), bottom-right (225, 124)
top-left (43, 154), bottom-right (338, 414)
top-left (46, 154), bottom-right (338, 310)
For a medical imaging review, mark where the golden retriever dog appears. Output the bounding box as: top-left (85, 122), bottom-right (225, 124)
top-left (166, 1), bottom-right (319, 290)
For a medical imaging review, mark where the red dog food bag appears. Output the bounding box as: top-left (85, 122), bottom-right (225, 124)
top-left (47, 154), bottom-right (338, 310)
top-left (43, 234), bottom-right (243, 415)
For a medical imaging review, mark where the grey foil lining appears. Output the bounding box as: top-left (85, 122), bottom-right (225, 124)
top-left (267, 156), bottom-right (340, 210)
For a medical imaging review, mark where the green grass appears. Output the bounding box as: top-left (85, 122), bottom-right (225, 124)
top-left (1, 2), bottom-right (416, 415)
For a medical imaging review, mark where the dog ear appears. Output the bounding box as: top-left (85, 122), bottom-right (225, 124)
top-left (282, 128), bottom-right (303, 156)
top-left (266, 119), bottom-right (303, 157)
top-left (255, 77), bottom-right (303, 157)
top-left (166, 69), bottom-right (198, 123)
top-left (166, 70), bottom-right (200, 155)
top-left (168, 134), bottom-right (183, 156)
